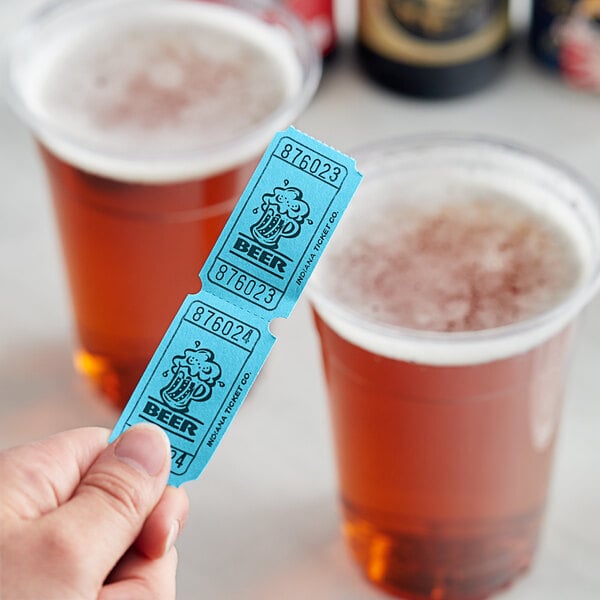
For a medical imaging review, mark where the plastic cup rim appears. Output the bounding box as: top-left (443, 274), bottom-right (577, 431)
top-left (307, 134), bottom-right (600, 363)
top-left (1, 0), bottom-right (322, 182)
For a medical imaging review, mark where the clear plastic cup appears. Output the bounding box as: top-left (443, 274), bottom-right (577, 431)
top-left (308, 136), bottom-right (600, 599)
top-left (2, 0), bottom-right (320, 408)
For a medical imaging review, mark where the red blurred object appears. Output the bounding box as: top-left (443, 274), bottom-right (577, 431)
top-left (557, 14), bottom-right (600, 91)
top-left (284, 0), bottom-right (336, 56)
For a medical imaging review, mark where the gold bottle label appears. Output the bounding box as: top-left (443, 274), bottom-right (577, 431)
top-left (359, 0), bottom-right (510, 67)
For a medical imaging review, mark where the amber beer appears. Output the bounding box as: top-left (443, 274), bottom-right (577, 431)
top-left (40, 149), bottom-right (256, 405)
top-left (5, 0), bottom-right (320, 407)
top-left (308, 138), bottom-right (600, 599)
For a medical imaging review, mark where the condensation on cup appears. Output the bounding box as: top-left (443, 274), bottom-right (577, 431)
top-left (2, 0), bottom-right (321, 408)
top-left (308, 136), bottom-right (600, 600)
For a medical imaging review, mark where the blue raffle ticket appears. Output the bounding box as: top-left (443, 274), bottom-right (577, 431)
top-left (110, 127), bottom-right (362, 486)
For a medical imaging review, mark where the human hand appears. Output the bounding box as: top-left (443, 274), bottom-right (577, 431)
top-left (0, 424), bottom-right (189, 600)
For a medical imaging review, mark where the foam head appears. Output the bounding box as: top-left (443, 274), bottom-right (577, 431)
top-left (4, 0), bottom-right (321, 182)
top-left (309, 136), bottom-right (600, 365)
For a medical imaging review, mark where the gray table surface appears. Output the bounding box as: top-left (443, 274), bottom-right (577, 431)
top-left (1, 2), bottom-right (599, 599)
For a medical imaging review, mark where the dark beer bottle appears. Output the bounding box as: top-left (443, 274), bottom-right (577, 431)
top-left (357, 0), bottom-right (511, 98)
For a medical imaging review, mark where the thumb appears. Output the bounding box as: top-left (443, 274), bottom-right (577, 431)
top-left (43, 423), bottom-right (172, 587)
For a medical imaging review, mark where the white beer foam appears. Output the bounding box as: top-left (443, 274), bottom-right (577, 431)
top-left (309, 139), bottom-right (600, 366)
top-left (8, 0), bottom-right (314, 182)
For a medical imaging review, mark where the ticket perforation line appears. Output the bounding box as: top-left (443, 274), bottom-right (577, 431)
top-left (110, 127), bottom-right (362, 485)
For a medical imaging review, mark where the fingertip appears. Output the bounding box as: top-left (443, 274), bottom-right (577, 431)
top-left (163, 520), bottom-right (180, 555)
top-left (114, 424), bottom-right (171, 477)
top-left (135, 486), bottom-right (189, 559)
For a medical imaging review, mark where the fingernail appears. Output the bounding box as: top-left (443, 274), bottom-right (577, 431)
top-left (114, 424), bottom-right (169, 476)
top-left (164, 520), bottom-right (180, 555)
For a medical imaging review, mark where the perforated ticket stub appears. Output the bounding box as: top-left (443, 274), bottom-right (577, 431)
top-left (110, 127), bottom-right (362, 486)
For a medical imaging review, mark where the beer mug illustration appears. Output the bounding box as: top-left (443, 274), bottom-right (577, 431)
top-left (160, 347), bottom-right (222, 412)
top-left (250, 186), bottom-right (311, 249)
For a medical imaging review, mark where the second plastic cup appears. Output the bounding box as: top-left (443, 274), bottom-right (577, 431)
top-left (308, 136), bottom-right (600, 599)
top-left (3, 0), bottom-right (320, 407)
